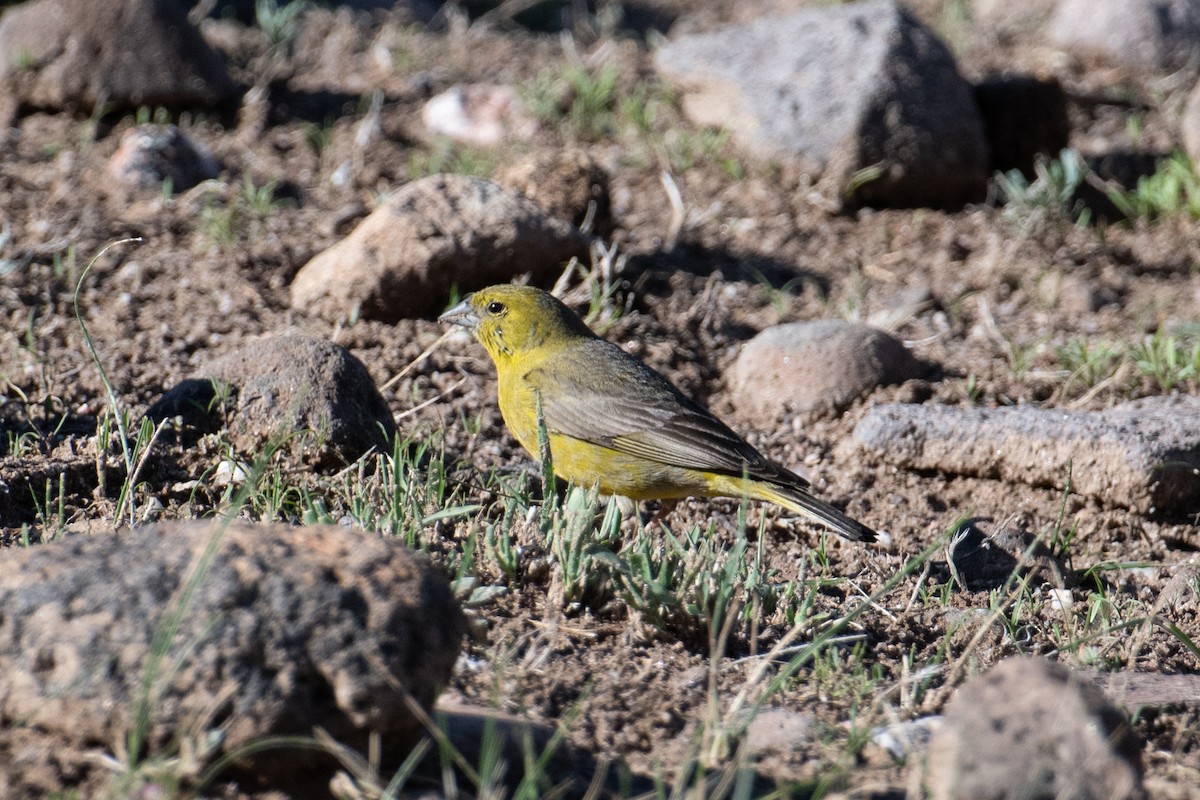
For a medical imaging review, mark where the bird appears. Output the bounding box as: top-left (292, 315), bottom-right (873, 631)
top-left (439, 284), bottom-right (875, 543)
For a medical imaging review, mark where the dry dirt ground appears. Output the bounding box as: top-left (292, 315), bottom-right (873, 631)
top-left (0, 1), bottom-right (1198, 797)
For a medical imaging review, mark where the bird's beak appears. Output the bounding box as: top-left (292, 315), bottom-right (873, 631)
top-left (438, 297), bottom-right (479, 330)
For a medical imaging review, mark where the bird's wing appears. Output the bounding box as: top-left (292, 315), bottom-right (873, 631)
top-left (525, 340), bottom-right (803, 485)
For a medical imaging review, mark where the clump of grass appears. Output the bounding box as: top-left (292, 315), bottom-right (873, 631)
top-left (133, 106), bottom-right (172, 126)
top-left (1050, 329), bottom-right (1200, 396)
top-left (200, 175), bottom-right (290, 248)
top-left (661, 127), bottom-right (742, 179)
top-left (549, 244), bottom-right (631, 334)
top-left (524, 63), bottom-right (620, 140)
top-left (960, 372), bottom-right (983, 405)
top-left (74, 238), bottom-right (172, 527)
top-left (408, 140), bottom-right (496, 179)
top-left (612, 516), bottom-right (829, 649)
top-left (1055, 339), bottom-right (1123, 394)
top-left (522, 60), bottom-right (744, 177)
top-left (1129, 329), bottom-right (1200, 392)
top-left (1107, 151), bottom-right (1200, 220)
top-left (301, 117), bottom-right (335, 157)
top-left (994, 148), bottom-right (1092, 228)
top-left (255, 0), bottom-right (311, 48)
top-left (1004, 335), bottom-right (1049, 380)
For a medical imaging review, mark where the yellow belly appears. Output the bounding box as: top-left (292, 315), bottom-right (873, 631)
top-left (546, 435), bottom-right (715, 499)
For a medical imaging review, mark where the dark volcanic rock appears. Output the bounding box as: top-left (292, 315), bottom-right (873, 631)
top-left (0, 0), bottom-right (237, 120)
top-left (0, 521), bottom-right (465, 798)
top-left (150, 336), bottom-right (397, 468)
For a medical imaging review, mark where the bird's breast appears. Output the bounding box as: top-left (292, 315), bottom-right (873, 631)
top-left (496, 368), bottom-right (542, 457)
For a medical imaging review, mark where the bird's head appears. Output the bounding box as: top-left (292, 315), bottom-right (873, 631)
top-left (438, 284), bottom-right (594, 365)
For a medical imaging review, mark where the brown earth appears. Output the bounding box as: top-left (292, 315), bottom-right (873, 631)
top-left (0, 1), bottom-right (1197, 798)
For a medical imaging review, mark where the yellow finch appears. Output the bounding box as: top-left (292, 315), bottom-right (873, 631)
top-left (439, 285), bottom-right (875, 543)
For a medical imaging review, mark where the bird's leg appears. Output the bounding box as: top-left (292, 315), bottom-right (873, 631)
top-left (612, 496), bottom-right (675, 537)
top-left (614, 495), bottom-right (638, 519)
top-left (612, 495), bottom-right (642, 540)
top-left (533, 391), bottom-right (556, 524)
top-left (641, 499), bottom-right (680, 533)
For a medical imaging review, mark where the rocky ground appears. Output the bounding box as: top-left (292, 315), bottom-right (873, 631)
top-left (0, 0), bottom-right (1198, 798)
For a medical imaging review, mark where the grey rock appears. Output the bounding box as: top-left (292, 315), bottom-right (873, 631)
top-left (0, 0), bottom-right (236, 120)
top-left (290, 174), bottom-right (591, 322)
top-left (927, 657), bottom-right (1143, 800)
top-left (947, 518), bottom-right (1069, 591)
top-left (433, 702), bottom-right (644, 796)
top-left (653, 0), bottom-right (988, 209)
top-left (728, 320), bottom-right (924, 423)
top-left (150, 336), bottom-right (396, 468)
top-left (853, 395), bottom-right (1200, 514)
top-left (0, 521), bottom-right (465, 798)
top-left (1092, 669), bottom-right (1200, 709)
top-left (742, 708), bottom-right (814, 754)
top-left (107, 124), bottom-right (221, 191)
top-left (1049, 0), bottom-right (1200, 69)
top-left (872, 715), bottom-right (942, 761)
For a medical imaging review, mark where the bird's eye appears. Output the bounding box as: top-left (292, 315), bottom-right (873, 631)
top-left (486, 301), bottom-right (506, 315)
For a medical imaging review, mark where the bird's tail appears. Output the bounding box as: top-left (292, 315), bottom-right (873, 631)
top-left (753, 483), bottom-right (876, 543)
